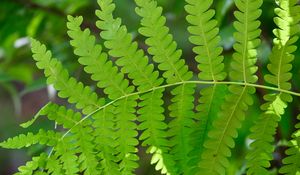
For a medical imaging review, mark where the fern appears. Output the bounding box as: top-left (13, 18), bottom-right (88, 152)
top-left (196, 0), bottom-right (262, 174)
top-left (31, 39), bottom-right (103, 115)
top-left (0, 129), bottom-right (60, 149)
top-left (246, 0), bottom-right (300, 174)
top-left (67, 15), bottom-right (134, 100)
top-left (45, 154), bottom-right (63, 175)
top-left (184, 0), bottom-right (227, 174)
top-left (280, 115), bottom-right (300, 174)
top-left (14, 153), bottom-right (47, 175)
top-left (1, 0), bottom-right (300, 175)
top-left (67, 14), bottom-right (139, 174)
top-left (96, 0), bottom-right (177, 174)
top-left (185, 0), bottom-right (226, 81)
top-left (135, 0), bottom-right (196, 174)
top-left (187, 85), bottom-right (228, 174)
top-left (246, 94), bottom-right (288, 175)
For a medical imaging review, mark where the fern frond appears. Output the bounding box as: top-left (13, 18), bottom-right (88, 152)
top-left (67, 15), bottom-right (134, 100)
top-left (4, 0), bottom-right (300, 174)
top-left (199, 86), bottom-right (255, 174)
top-left (280, 115), bottom-right (300, 175)
top-left (114, 96), bottom-right (139, 174)
top-left (20, 102), bottom-right (81, 129)
top-left (18, 100), bottom-right (99, 174)
top-left (0, 127), bottom-right (70, 174)
top-left (43, 103), bottom-right (81, 129)
top-left (98, 102), bottom-right (137, 175)
top-left (185, 0), bottom-right (226, 81)
top-left (96, 0), bottom-right (163, 91)
top-left (135, 0), bottom-right (197, 174)
top-left (135, 0), bottom-right (192, 83)
top-left (230, 0), bottom-right (262, 83)
top-left (14, 153), bottom-right (47, 175)
top-left (246, 1), bottom-right (300, 173)
top-left (31, 39), bottom-right (103, 114)
top-left (96, 0), bottom-right (176, 174)
top-left (67, 14), bottom-right (138, 174)
top-left (188, 85), bottom-right (228, 174)
top-left (45, 154), bottom-right (63, 175)
top-left (246, 94), bottom-right (288, 174)
top-left (55, 108), bottom-right (100, 175)
top-left (33, 27), bottom-right (136, 173)
top-left (92, 104), bottom-right (137, 175)
top-left (74, 119), bottom-right (99, 175)
top-left (166, 83), bottom-right (195, 174)
top-left (20, 103), bottom-right (52, 128)
top-left (54, 136), bottom-right (79, 175)
top-left (0, 129), bottom-right (60, 149)
top-left (22, 102), bottom-right (100, 174)
top-left (198, 0), bottom-right (262, 174)
top-left (92, 106), bottom-right (121, 175)
top-left (138, 89), bottom-right (176, 174)
top-left (43, 104), bottom-right (104, 174)
top-left (184, 0), bottom-right (228, 173)
top-left (265, 0), bottom-right (300, 90)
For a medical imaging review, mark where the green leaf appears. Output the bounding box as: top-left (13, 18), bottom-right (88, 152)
top-left (20, 102), bottom-right (51, 128)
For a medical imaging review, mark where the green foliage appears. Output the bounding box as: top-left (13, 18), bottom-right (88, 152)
top-left (280, 115), bottom-right (300, 175)
top-left (0, 129), bottom-right (60, 149)
top-left (197, 0), bottom-right (262, 174)
top-left (31, 39), bottom-right (103, 115)
top-left (135, 1), bottom-right (196, 174)
top-left (15, 153), bottom-right (47, 175)
top-left (246, 0), bottom-right (300, 174)
top-left (1, 0), bottom-right (300, 175)
top-left (185, 0), bottom-right (226, 81)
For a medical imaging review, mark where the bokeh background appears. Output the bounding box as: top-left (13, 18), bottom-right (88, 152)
top-left (1, 0), bottom-right (300, 174)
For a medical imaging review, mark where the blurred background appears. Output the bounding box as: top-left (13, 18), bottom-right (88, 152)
top-left (1, 0), bottom-right (300, 174)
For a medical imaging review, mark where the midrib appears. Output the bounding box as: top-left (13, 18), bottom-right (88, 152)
top-left (206, 85), bottom-right (247, 173)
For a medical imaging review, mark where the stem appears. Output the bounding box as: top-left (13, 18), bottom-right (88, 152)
top-left (47, 80), bottom-right (300, 157)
